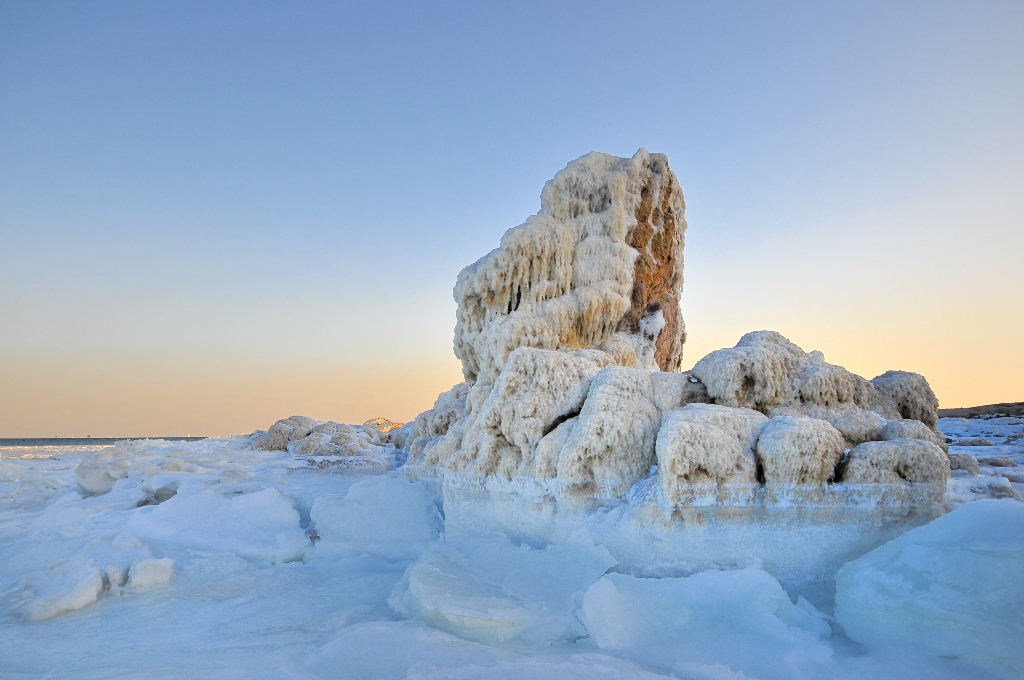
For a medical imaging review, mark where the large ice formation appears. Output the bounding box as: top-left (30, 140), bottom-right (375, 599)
top-left (403, 150), bottom-right (948, 511)
top-left (835, 499), bottom-right (1024, 679)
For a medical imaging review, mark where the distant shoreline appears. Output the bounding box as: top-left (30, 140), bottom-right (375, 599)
top-left (0, 437), bottom-right (207, 447)
top-left (937, 402), bottom-right (1024, 418)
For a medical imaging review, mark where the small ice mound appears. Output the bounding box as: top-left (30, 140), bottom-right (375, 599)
top-left (127, 487), bottom-right (309, 563)
top-left (389, 532), bottom-right (615, 645)
top-left (309, 476), bottom-right (442, 561)
top-left (125, 557), bottom-right (174, 592)
top-left (18, 558), bottom-right (104, 621)
top-left (835, 499), bottom-right (1024, 680)
top-left (578, 569), bottom-right (832, 680)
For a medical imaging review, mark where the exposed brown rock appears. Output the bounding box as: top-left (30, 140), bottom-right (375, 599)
top-left (621, 174), bottom-right (686, 371)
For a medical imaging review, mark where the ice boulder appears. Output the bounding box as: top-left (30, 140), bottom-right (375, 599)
top-left (389, 532), bottom-right (615, 644)
top-left (127, 487), bottom-right (309, 563)
top-left (125, 557), bottom-right (174, 592)
top-left (835, 499), bottom-right (1024, 679)
top-left (18, 558), bottom-right (105, 621)
top-left (578, 569), bottom-right (832, 680)
top-left (309, 476), bottom-right (441, 561)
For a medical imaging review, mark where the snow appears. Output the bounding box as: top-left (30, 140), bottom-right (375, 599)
top-left (1, 431), bottom-right (1020, 678)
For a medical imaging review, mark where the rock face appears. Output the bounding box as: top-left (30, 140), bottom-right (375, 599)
top-left (400, 150), bottom-right (945, 508)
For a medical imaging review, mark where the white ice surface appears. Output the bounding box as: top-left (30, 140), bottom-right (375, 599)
top-left (0, 433), bottom-right (1020, 679)
top-left (836, 499), bottom-right (1024, 679)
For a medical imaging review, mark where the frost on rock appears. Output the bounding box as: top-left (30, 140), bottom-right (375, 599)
top-left (835, 499), bottom-right (1024, 679)
top-left (690, 331), bottom-right (939, 436)
top-left (770, 403), bottom-right (885, 446)
top-left (452, 149), bottom-right (686, 385)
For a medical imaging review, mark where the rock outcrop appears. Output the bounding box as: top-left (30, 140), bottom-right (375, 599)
top-left (315, 149), bottom-right (947, 510)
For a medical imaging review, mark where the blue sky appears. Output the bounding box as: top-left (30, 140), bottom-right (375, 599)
top-left (2, 1), bottom-right (1022, 435)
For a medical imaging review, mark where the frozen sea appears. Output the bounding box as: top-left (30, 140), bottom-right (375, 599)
top-left (1, 418), bottom-right (1021, 679)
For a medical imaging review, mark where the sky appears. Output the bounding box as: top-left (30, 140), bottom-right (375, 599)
top-left (1, 1), bottom-right (1022, 437)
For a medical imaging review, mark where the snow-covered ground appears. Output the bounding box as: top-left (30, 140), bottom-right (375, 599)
top-left (1, 418), bottom-right (1022, 680)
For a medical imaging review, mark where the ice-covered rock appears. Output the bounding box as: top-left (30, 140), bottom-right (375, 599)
top-left (948, 452), bottom-right (981, 474)
top-left (838, 439), bottom-right (949, 485)
top-left (402, 151), bottom-right (947, 510)
top-left (871, 370), bottom-right (940, 429)
top-left (656, 404), bottom-right (765, 503)
top-left (451, 347), bottom-right (614, 479)
top-left (979, 456), bottom-right (1017, 468)
top-left (755, 415), bottom-right (845, 485)
top-left (249, 416), bottom-right (394, 472)
top-left (835, 499), bottom-right (1024, 679)
top-left (691, 331), bottom-right (894, 415)
top-left (879, 418), bottom-right (948, 452)
top-left (578, 569), bottom-right (832, 680)
top-left (770, 403), bottom-right (885, 446)
top-left (553, 366), bottom-right (662, 496)
top-left (452, 149), bottom-right (686, 384)
top-left (249, 415), bottom-right (319, 451)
